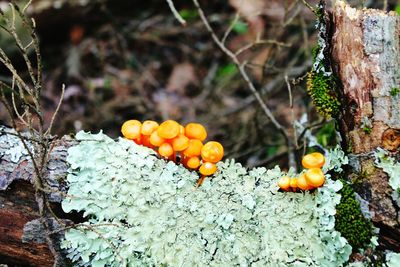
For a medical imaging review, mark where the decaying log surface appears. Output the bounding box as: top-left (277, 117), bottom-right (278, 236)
top-left (0, 126), bottom-right (75, 266)
top-left (330, 0), bottom-right (400, 249)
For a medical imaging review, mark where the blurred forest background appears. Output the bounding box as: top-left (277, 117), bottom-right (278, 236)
top-left (1, 0), bottom-right (399, 169)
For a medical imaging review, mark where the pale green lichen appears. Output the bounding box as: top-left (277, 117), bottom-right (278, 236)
top-left (374, 148), bottom-right (400, 206)
top-left (323, 145), bottom-right (349, 174)
top-left (61, 131), bottom-right (351, 266)
top-left (386, 251), bottom-right (400, 267)
top-left (0, 126), bottom-right (31, 163)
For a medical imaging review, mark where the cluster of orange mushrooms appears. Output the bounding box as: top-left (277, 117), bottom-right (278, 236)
top-left (121, 120), bottom-right (224, 186)
top-left (278, 152), bottom-right (326, 192)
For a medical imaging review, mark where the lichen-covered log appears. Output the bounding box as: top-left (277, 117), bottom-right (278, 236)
top-left (0, 126), bottom-right (75, 266)
top-left (330, 0), bottom-right (400, 249)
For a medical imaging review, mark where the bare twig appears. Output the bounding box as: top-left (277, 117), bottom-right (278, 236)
top-left (191, 0), bottom-right (289, 140)
top-left (221, 8), bottom-right (241, 44)
top-left (300, 0), bottom-right (316, 14)
top-left (235, 39), bottom-right (291, 56)
top-left (0, 2), bottom-right (67, 264)
top-left (22, 0), bottom-right (32, 13)
top-left (46, 84), bottom-right (65, 136)
top-left (285, 75), bottom-right (297, 171)
top-left (165, 0), bottom-right (186, 25)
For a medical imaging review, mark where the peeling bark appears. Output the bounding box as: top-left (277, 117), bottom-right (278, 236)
top-left (330, 0), bottom-right (400, 248)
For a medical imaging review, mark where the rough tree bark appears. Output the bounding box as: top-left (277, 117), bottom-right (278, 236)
top-left (330, 0), bottom-right (400, 249)
top-left (0, 1), bottom-right (399, 266)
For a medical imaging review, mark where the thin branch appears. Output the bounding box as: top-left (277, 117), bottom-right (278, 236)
top-left (22, 0), bottom-right (32, 13)
top-left (5, 4), bottom-right (38, 87)
top-left (235, 39), bottom-right (291, 56)
top-left (300, 0), bottom-right (316, 14)
top-left (165, 0), bottom-right (186, 25)
top-left (222, 11), bottom-right (240, 44)
top-left (45, 84), bottom-right (65, 136)
top-left (13, 4), bottom-right (43, 100)
top-left (285, 75), bottom-right (297, 171)
top-left (191, 0), bottom-right (289, 140)
top-left (0, 2), bottom-right (65, 263)
top-left (0, 48), bottom-right (32, 95)
top-left (11, 82), bottom-right (30, 128)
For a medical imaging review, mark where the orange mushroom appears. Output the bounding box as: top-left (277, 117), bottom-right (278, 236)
top-left (121, 120), bottom-right (142, 140)
top-left (186, 157), bottom-right (200, 170)
top-left (141, 120), bottom-right (159, 135)
top-left (201, 141), bottom-right (224, 163)
top-left (179, 125), bottom-right (185, 135)
top-left (158, 143), bottom-right (174, 158)
top-left (302, 152), bottom-right (325, 169)
top-left (142, 135), bottom-right (152, 147)
top-left (297, 173), bottom-right (312, 191)
top-left (149, 131), bottom-right (165, 147)
top-left (197, 162), bottom-right (217, 187)
top-left (172, 134), bottom-right (189, 152)
top-left (199, 162), bottom-right (217, 176)
top-left (290, 177), bottom-right (298, 192)
top-left (157, 120), bottom-right (180, 139)
top-left (305, 168), bottom-right (325, 187)
top-left (277, 176), bottom-right (291, 191)
top-left (183, 139), bottom-right (203, 157)
top-left (185, 123), bottom-right (207, 141)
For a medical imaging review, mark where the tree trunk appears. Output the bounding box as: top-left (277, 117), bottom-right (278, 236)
top-left (330, 0), bottom-right (400, 249)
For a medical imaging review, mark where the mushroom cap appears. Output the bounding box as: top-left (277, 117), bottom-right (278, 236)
top-left (150, 131), bottom-right (165, 147)
top-left (158, 143), bottom-right (174, 158)
top-left (302, 152), bottom-right (325, 169)
top-left (121, 120), bottom-right (142, 140)
top-left (199, 162), bottom-right (217, 176)
top-left (172, 134), bottom-right (189, 151)
top-left (157, 120), bottom-right (180, 139)
top-left (290, 177), bottom-right (298, 189)
top-left (186, 157), bottom-right (200, 169)
top-left (201, 141), bottom-right (224, 163)
top-left (305, 168), bottom-right (325, 187)
top-left (141, 120), bottom-right (159, 135)
top-left (297, 173), bottom-right (310, 191)
top-left (179, 125), bottom-right (185, 135)
top-left (277, 176), bottom-right (290, 191)
top-left (185, 123), bottom-right (207, 141)
top-left (183, 139), bottom-right (203, 157)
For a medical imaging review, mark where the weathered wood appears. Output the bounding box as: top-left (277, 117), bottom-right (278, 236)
top-left (0, 126), bottom-right (75, 266)
top-left (0, 181), bottom-right (53, 266)
top-left (330, 0), bottom-right (400, 247)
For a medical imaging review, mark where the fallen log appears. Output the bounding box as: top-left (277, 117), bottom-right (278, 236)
top-left (0, 126), bottom-right (75, 266)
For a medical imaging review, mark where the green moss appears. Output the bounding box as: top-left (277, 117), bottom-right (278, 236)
top-left (363, 126), bottom-right (372, 134)
top-left (335, 179), bottom-right (373, 251)
top-left (390, 87), bottom-right (399, 97)
top-left (316, 120), bottom-right (337, 147)
top-left (315, 1), bottom-right (325, 19)
top-left (307, 71), bottom-right (341, 118)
